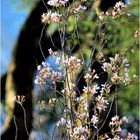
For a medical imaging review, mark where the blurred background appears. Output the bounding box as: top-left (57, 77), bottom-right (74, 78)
top-left (1, 0), bottom-right (34, 75)
top-left (1, 0), bottom-right (139, 139)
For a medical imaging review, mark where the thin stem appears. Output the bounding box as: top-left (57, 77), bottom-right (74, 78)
top-left (115, 94), bottom-right (118, 115)
top-left (41, 0), bottom-right (49, 10)
top-left (13, 115), bottom-right (18, 140)
top-left (62, 21), bottom-right (67, 51)
top-left (42, 85), bottom-right (64, 115)
top-left (39, 24), bottom-right (47, 60)
top-left (20, 105), bottom-right (33, 140)
top-left (98, 95), bottom-right (115, 131)
top-left (96, 127), bottom-right (99, 140)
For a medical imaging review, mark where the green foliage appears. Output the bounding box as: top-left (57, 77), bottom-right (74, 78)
top-left (65, 0), bottom-right (139, 118)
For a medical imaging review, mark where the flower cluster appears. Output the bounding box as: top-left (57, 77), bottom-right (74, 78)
top-left (99, 115), bottom-right (137, 139)
top-left (133, 30), bottom-right (140, 38)
top-left (34, 61), bottom-right (63, 85)
top-left (103, 54), bottom-right (120, 71)
top-left (75, 97), bottom-right (89, 117)
top-left (98, 11), bottom-right (110, 21)
top-left (56, 117), bottom-right (72, 132)
top-left (112, 1), bottom-right (128, 18)
top-left (84, 69), bottom-right (99, 83)
top-left (102, 54), bottom-right (132, 85)
top-left (37, 0), bottom-right (138, 139)
top-left (48, 49), bottom-right (63, 70)
top-left (48, 48), bottom-right (58, 57)
top-left (56, 117), bottom-right (66, 127)
top-left (91, 84), bottom-right (100, 94)
top-left (41, 0), bottom-right (87, 24)
top-left (35, 48), bottom-right (84, 86)
top-left (109, 115), bottom-right (122, 133)
top-left (41, 12), bottom-right (62, 24)
top-left (12, 95), bottom-right (25, 105)
top-left (71, 126), bottom-right (88, 140)
top-left (49, 49), bottom-right (84, 72)
top-left (55, 95), bottom-right (90, 139)
top-left (96, 94), bottom-right (109, 112)
top-left (127, 132), bottom-right (138, 140)
top-left (35, 48), bottom-right (137, 140)
top-left (91, 114), bottom-right (98, 128)
top-left (63, 56), bottom-right (84, 72)
top-left (98, 1), bottom-right (129, 20)
top-left (47, 0), bottom-right (68, 7)
top-left (106, 115), bottom-right (137, 140)
top-left (83, 86), bottom-right (91, 94)
top-left (100, 83), bottom-right (111, 95)
top-left (73, 5), bottom-right (87, 14)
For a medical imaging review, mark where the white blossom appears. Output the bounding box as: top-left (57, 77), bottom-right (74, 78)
top-left (96, 94), bottom-right (109, 111)
top-left (121, 116), bottom-right (128, 123)
top-left (56, 117), bottom-right (66, 127)
top-left (91, 115), bottom-right (98, 126)
top-left (127, 133), bottom-right (138, 140)
top-left (73, 5), bottom-right (87, 14)
top-left (47, 0), bottom-right (68, 7)
top-left (111, 115), bottom-right (119, 122)
top-left (63, 56), bottom-right (84, 72)
top-left (73, 126), bottom-right (88, 136)
top-left (41, 12), bottom-right (62, 24)
top-left (91, 84), bottom-right (100, 94)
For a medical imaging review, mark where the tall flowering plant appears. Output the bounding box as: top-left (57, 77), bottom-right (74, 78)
top-left (12, 1), bottom-right (138, 139)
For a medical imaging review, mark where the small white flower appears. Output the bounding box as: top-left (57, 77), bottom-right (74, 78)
top-left (61, 89), bottom-right (65, 94)
top-left (96, 94), bottom-right (109, 111)
top-left (83, 86), bottom-right (91, 93)
top-left (100, 83), bottom-right (111, 94)
top-left (94, 74), bottom-right (99, 79)
top-left (64, 56), bottom-right (83, 72)
top-left (91, 115), bottom-right (98, 125)
top-left (47, 0), bottom-right (68, 7)
top-left (56, 57), bottom-right (61, 65)
top-left (73, 126), bottom-right (88, 135)
top-left (111, 115), bottom-right (119, 122)
top-left (13, 95), bottom-right (25, 105)
top-left (84, 73), bottom-right (92, 79)
top-left (127, 133), bottom-right (138, 140)
top-left (42, 61), bottom-right (47, 67)
top-left (133, 74), bottom-right (137, 78)
top-left (91, 84), bottom-right (100, 94)
top-left (122, 58), bottom-right (129, 67)
top-left (114, 1), bottom-right (127, 9)
top-left (102, 62), bottom-right (112, 71)
top-left (121, 116), bottom-right (128, 123)
top-left (41, 11), bottom-right (62, 24)
top-left (73, 5), bottom-right (87, 14)
top-left (37, 65), bottom-right (41, 70)
top-left (83, 102), bottom-right (88, 111)
top-left (56, 117), bottom-right (66, 127)
top-left (111, 73), bottom-right (120, 83)
top-left (76, 96), bottom-right (84, 102)
top-left (34, 79), bottom-right (38, 84)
